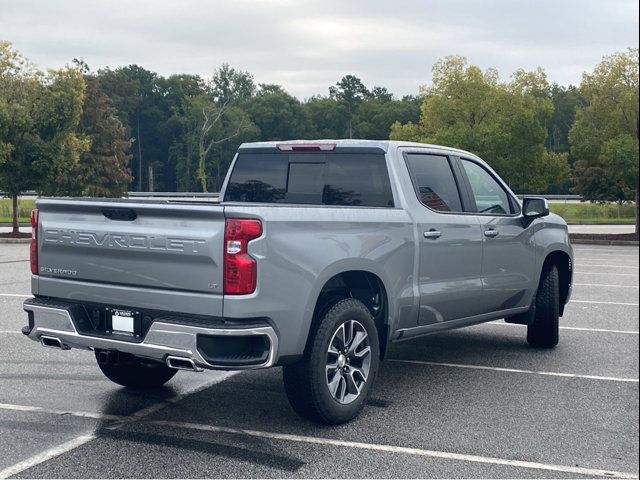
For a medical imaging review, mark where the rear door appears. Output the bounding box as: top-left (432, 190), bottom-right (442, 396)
top-left (403, 152), bottom-right (484, 325)
top-left (457, 157), bottom-right (537, 313)
top-left (36, 199), bottom-right (225, 316)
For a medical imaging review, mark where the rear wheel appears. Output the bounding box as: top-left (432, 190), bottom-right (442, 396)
top-left (527, 264), bottom-right (560, 348)
top-left (95, 351), bottom-right (177, 388)
top-left (283, 298), bottom-right (379, 424)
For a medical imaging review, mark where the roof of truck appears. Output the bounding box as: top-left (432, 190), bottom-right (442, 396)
top-left (238, 140), bottom-right (481, 160)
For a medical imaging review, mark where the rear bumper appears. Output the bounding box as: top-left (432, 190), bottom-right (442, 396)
top-left (23, 298), bottom-right (278, 370)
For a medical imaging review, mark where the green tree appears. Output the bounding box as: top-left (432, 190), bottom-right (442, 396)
top-left (98, 65), bottom-right (161, 191)
top-left (368, 86), bottom-right (394, 102)
top-left (172, 93), bottom-right (255, 192)
top-left (304, 96), bottom-right (349, 139)
top-left (391, 55), bottom-right (567, 193)
top-left (55, 65), bottom-right (132, 196)
top-left (155, 74), bottom-right (206, 190)
top-left (546, 83), bottom-right (585, 153)
top-left (329, 75), bottom-right (370, 138)
top-left (569, 48), bottom-right (639, 233)
top-left (246, 84), bottom-right (311, 140)
top-left (353, 95), bottom-right (420, 140)
top-left (177, 64), bottom-right (258, 191)
top-left (210, 63), bottom-right (256, 105)
top-left (0, 41), bottom-right (86, 234)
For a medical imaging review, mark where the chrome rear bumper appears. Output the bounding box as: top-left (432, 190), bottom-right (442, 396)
top-left (23, 299), bottom-right (278, 370)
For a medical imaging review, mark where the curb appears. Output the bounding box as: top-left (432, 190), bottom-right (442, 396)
top-left (570, 239), bottom-right (639, 246)
top-left (0, 238), bottom-right (31, 244)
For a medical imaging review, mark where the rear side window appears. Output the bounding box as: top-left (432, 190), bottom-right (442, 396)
top-left (225, 153), bottom-right (394, 207)
top-left (405, 154), bottom-right (463, 212)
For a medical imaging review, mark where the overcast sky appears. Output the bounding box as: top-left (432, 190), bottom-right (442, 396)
top-left (1, 0), bottom-right (638, 98)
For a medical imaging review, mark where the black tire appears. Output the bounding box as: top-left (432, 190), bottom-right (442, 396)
top-left (283, 298), bottom-right (380, 425)
top-left (95, 351), bottom-right (177, 388)
top-left (527, 264), bottom-right (560, 348)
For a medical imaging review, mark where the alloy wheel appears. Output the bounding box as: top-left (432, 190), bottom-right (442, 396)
top-left (326, 319), bottom-right (372, 404)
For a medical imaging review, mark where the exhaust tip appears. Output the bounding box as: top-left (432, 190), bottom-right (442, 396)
top-left (166, 356), bottom-right (202, 372)
top-left (40, 336), bottom-right (68, 350)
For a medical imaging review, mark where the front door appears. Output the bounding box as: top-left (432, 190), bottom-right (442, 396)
top-left (404, 153), bottom-right (484, 326)
top-left (458, 158), bottom-right (537, 313)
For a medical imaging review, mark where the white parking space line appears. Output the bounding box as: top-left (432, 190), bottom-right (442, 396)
top-left (576, 272), bottom-right (639, 277)
top-left (389, 359), bottom-right (639, 383)
top-left (1, 402), bottom-right (636, 479)
top-left (575, 264), bottom-right (639, 269)
top-left (573, 249), bottom-right (639, 256)
top-left (577, 257), bottom-right (639, 263)
top-left (0, 372), bottom-right (237, 478)
top-left (0, 293), bottom-right (30, 298)
top-left (0, 435), bottom-right (97, 479)
top-left (149, 420), bottom-right (638, 479)
top-left (573, 283), bottom-right (638, 288)
top-left (555, 326), bottom-right (638, 334)
top-left (0, 330), bottom-right (21, 334)
top-left (0, 403), bottom-right (124, 421)
top-left (575, 255), bottom-right (639, 259)
top-left (570, 300), bottom-right (639, 306)
top-left (486, 321), bottom-right (639, 335)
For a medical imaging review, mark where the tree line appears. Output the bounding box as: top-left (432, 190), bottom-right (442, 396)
top-left (1, 41), bottom-right (638, 233)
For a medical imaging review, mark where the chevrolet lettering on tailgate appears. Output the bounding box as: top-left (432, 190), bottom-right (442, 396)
top-left (43, 229), bottom-right (207, 253)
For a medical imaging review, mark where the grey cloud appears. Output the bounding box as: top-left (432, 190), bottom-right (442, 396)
top-left (1, 0), bottom-right (637, 98)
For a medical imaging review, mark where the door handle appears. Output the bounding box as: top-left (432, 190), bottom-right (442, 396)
top-left (484, 229), bottom-right (499, 238)
top-left (424, 230), bottom-right (442, 239)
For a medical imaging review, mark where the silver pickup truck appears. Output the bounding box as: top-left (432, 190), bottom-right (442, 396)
top-left (23, 140), bottom-right (573, 424)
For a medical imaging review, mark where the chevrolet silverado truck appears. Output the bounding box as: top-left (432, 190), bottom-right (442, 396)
top-left (23, 140), bottom-right (573, 424)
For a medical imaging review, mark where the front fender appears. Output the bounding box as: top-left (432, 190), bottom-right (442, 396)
top-left (533, 215), bottom-right (574, 305)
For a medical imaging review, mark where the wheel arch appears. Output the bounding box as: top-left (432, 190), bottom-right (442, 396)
top-left (542, 249), bottom-right (573, 316)
top-left (304, 263), bottom-right (392, 360)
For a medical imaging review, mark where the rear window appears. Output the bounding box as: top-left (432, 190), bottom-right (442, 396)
top-left (224, 153), bottom-right (394, 207)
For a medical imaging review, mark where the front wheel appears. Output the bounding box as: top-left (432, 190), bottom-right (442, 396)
top-left (527, 264), bottom-right (560, 348)
top-left (95, 351), bottom-right (177, 388)
top-left (283, 298), bottom-right (380, 424)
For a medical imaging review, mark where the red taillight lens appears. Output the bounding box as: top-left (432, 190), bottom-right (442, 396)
top-left (30, 209), bottom-right (38, 275)
top-left (224, 218), bottom-right (262, 295)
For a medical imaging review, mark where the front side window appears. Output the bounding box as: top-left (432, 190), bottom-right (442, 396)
top-left (405, 154), bottom-right (463, 212)
top-left (461, 159), bottom-right (512, 215)
top-left (225, 152), bottom-right (394, 207)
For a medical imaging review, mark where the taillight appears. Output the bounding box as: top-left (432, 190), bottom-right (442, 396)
top-left (224, 218), bottom-right (262, 295)
top-left (30, 209), bottom-right (38, 275)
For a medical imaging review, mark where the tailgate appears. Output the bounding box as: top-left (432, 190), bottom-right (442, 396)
top-left (35, 199), bottom-right (225, 312)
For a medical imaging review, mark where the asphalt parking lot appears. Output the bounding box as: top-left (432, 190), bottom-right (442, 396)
top-left (0, 243), bottom-right (638, 478)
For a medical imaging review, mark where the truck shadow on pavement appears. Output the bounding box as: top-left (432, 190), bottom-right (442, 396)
top-left (98, 327), bottom-right (538, 430)
top-left (84, 328), bottom-right (552, 475)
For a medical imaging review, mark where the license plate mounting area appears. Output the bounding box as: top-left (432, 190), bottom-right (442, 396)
top-left (107, 308), bottom-right (140, 337)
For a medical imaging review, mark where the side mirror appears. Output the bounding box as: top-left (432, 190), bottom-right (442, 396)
top-left (522, 197), bottom-right (550, 220)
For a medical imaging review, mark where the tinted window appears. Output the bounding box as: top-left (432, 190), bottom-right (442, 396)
top-left (225, 152), bottom-right (394, 207)
top-left (405, 154), bottom-right (462, 212)
top-left (224, 154), bottom-right (286, 203)
top-left (461, 159), bottom-right (512, 215)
